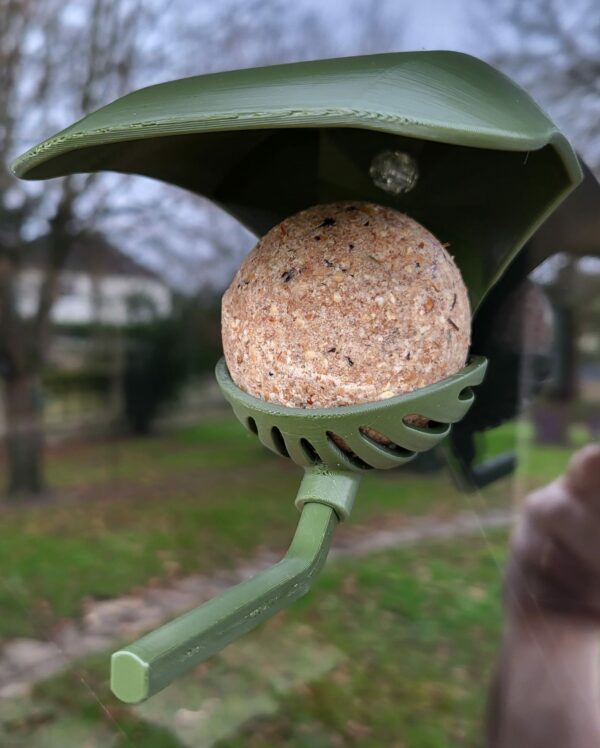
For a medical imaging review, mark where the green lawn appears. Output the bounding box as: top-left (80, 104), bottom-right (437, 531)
top-left (220, 530), bottom-right (506, 748)
top-left (18, 528), bottom-right (507, 748)
top-left (0, 416), bottom-right (516, 641)
top-left (0, 414), bottom-right (586, 746)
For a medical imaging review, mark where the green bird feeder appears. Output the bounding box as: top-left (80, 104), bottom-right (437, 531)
top-left (12, 51), bottom-right (582, 704)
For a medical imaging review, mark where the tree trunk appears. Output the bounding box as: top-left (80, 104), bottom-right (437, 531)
top-left (3, 373), bottom-right (45, 497)
top-left (533, 400), bottom-right (571, 446)
top-left (551, 305), bottom-right (578, 402)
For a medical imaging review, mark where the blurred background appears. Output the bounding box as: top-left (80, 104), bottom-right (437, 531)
top-left (0, 0), bottom-right (599, 745)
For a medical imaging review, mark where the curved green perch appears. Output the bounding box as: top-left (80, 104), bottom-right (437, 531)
top-left (110, 358), bottom-right (486, 704)
top-left (111, 469), bottom-right (360, 703)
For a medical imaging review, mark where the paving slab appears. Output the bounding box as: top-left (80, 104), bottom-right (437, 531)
top-left (134, 622), bottom-right (345, 747)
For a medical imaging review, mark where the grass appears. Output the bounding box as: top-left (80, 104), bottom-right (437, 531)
top-left (0, 414), bottom-right (586, 746)
top-left (21, 528), bottom-right (508, 748)
top-left (0, 415), bottom-right (519, 641)
top-left (0, 414), bottom-right (582, 641)
top-left (224, 530), bottom-right (506, 747)
top-left (44, 417), bottom-right (270, 488)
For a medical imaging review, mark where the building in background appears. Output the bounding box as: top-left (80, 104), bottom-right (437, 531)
top-left (18, 231), bottom-right (172, 326)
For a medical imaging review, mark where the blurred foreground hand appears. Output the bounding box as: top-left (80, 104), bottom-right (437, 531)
top-left (487, 445), bottom-right (600, 748)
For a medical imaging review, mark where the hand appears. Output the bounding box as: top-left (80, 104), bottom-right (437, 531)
top-left (487, 446), bottom-right (600, 748)
top-left (505, 444), bottom-right (600, 623)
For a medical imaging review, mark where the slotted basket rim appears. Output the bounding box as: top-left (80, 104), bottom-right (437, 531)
top-left (215, 355), bottom-right (487, 420)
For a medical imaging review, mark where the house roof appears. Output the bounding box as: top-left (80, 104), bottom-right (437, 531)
top-left (23, 231), bottom-right (162, 282)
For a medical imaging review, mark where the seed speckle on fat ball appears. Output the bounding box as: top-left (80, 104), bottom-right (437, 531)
top-left (222, 201), bottom-right (471, 446)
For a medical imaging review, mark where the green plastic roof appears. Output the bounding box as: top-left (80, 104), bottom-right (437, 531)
top-left (13, 51), bottom-right (579, 177)
top-left (12, 51), bottom-right (582, 307)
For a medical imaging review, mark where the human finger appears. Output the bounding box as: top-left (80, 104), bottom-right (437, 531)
top-left (526, 476), bottom-right (600, 578)
top-left (564, 444), bottom-right (600, 509)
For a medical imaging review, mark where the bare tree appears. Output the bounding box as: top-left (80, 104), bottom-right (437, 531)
top-left (0, 0), bottom-right (154, 496)
top-left (1, 0), bottom-right (409, 497)
top-left (482, 0), bottom-right (600, 174)
top-left (474, 0), bottom-right (600, 445)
